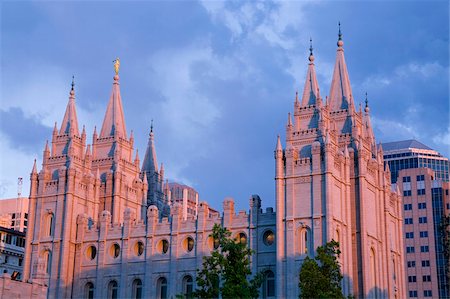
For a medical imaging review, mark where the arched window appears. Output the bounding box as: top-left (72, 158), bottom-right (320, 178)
top-left (299, 228), bottom-right (310, 254)
top-left (182, 275), bottom-right (193, 298)
top-left (262, 270), bottom-right (275, 298)
top-left (237, 232), bottom-right (247, 244)
top-left (85, 282), bottom-right (94, 299)
top-left (108, 280), bottom-right (118, 299)
top-left (43, 250), bottom-right (52, 274)
top-left (157, 277), bottom-right (167, 299)
top-left (46, 213), bottom-right (54, 237)
top-left (132, 279), bottom-right (143, 299)
top-left (370, 248), bottom-right (377, 293)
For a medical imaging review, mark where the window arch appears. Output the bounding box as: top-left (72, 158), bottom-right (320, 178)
top-left (85, 282), bottom-right (94, 299)
top-left (370, 248), bottom-right (377, 292)
top-left (108, 280), bottom-right (118, 299)
top-left (46, 213), bottom-right (54, 237)
top-left (299, 228), bottom-right (310, 254)
top-left (182, 275), bottom-right (193, 298)
top-left (43, 250), bottom-right (52, 274)
top-left (157, 277), bottom-right (168, 299)
top-left (132, 278), bottom-right (143, 299)
top-left (262, 270), bottom-right (275, 298)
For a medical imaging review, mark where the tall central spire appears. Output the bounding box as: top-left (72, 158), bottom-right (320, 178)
top-left (301, 38), bottom-right (320, 106)
top-left (328, 22), bottom-right (353, 111)
top-left (59, 76), bottom-right (80, 136)
top-left (100, 59), bottom-right (127, 139)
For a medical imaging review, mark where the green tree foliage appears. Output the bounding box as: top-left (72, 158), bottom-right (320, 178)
top-left (193, 224), bottom-right (263, 299)
top-left (299, 240), bottom-right (345, 299)
top-left (441, 215), bottom-right (450, 281)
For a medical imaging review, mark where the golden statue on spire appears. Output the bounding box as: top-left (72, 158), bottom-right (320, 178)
top-left (113, 57), bottom-right (120, 75)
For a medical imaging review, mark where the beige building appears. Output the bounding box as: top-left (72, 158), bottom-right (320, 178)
top-left (396, 168), bottom-right (449, 298)
top-left (22, 29), bottom-right (405, 299)
top-left (0, 197), bottom-right (29, 232)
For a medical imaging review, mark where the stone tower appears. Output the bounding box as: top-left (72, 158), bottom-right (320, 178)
top-left (141, 123), bottom-right (168, 216)
top-left (275, 30), bottom-right (405, 298)
top-left (22, 73), bottom-right (149, 298)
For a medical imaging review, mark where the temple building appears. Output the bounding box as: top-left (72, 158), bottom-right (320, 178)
top-left (274, 29), bottom-right (405, 298)
top-left (22, 28), bottom-right (405, 299)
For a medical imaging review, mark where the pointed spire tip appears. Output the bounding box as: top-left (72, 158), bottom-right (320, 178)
top-left (337, 21), bottom-right (344, 47)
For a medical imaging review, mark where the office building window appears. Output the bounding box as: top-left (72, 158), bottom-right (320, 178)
top-left (403, 176), bottom-right (411, 183)
top-left (417, 189), bottom-right (425, 195)
top-left (420, 231), bottom-right (428, 238)
top-left (409, 290), bottom-right (418, 297)
top-left (405, 218), bottom-right (413, 225)
top-left (407, 261), bottom-right (416, 267)
top-left (417, 175), bottom-right (425, 181)
top-left (406, 246), bottom-right (415, 253)
top-left (408, 276), bottom-right (417, 283)
top-left (422, 260), bottom-right (430, 267)
top-left (404, 190), bottom-right (412, 196)
top-left (420, 246), bottom-right (429, 252)
top-left (406, 232), bottom-right (414, 238)
top-left (419, 217), bottom-right (427, 224)
top-left (404, 204), bottom-right (412, 210)
top-left (423, 290), bottom-right (432, 297)
top-left (422, 275), bottom-right (431, 282)
top-left (418, 202), bottom-right (426, 209)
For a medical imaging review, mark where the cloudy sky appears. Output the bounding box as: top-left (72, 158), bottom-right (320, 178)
top-left (1, 1), bottom-right (448, 212)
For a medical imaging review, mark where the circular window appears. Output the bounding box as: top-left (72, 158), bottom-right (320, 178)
top-left (135, 241), bottom-right (144, 256)
top-left (110, 243), bottom-right (120, 258)
top-left (86, 245), bottom-right (97, 260)
top-left (207, 236), bottom-right (220, 250)
top-left (263, 230), bottom-right (275, 246)
top-left (237, 232), bottom-right (247, 244)
top-left (183, 237), bottom-right (195, 252)
top-left (157, 239), bottom-right (169, 254)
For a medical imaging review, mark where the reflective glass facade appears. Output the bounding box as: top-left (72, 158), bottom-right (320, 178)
top-left (383, 140), bottom-right (449, 184)
top-left (431, 187), bottom-right (449, 299)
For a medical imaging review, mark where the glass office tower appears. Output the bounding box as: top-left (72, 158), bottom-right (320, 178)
top-left (382, 139), bottom-right (449, 184)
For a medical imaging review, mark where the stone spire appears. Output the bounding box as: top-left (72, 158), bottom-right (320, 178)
top-left (142, 121), bottom-right (158, 174)
top-left (276, 135), bottom-right (282, 151)
top-left (100, 63), bottom-right (127, 139)
top-left (363, 92), bottom-right (375, 142)
top-left (31, 159), bottom-right (37, 174)
top-left (59, 76), bottom-right (80, 136)
top-left (328, 23), bottom-right (353, 111)
top-left (301, 38), bottom-right (320, 106)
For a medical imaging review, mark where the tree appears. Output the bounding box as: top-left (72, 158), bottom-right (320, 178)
top-left (441, 215), bottom-right (450, 282)
top-left (299, 240), bottom-right (345, 299)
top-left (193, 224), bottom-right (263, 299)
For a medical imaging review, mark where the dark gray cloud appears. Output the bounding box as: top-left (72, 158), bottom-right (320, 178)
top-left (0, 107), bottom-right (51, 154)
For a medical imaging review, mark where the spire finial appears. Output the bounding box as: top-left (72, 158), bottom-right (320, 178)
top-left (337, 22), bottom-right (344, 47)
top-left (113, 57), bottom-right (120, 75)
top-left (308, 37), bottom-right (315, 62)
top-left (364, 92), bottom-right (370, 113)
top-left (150, 119), bottom-right (153, 133)
top-left (69, 75), bottom-right (75, 96)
